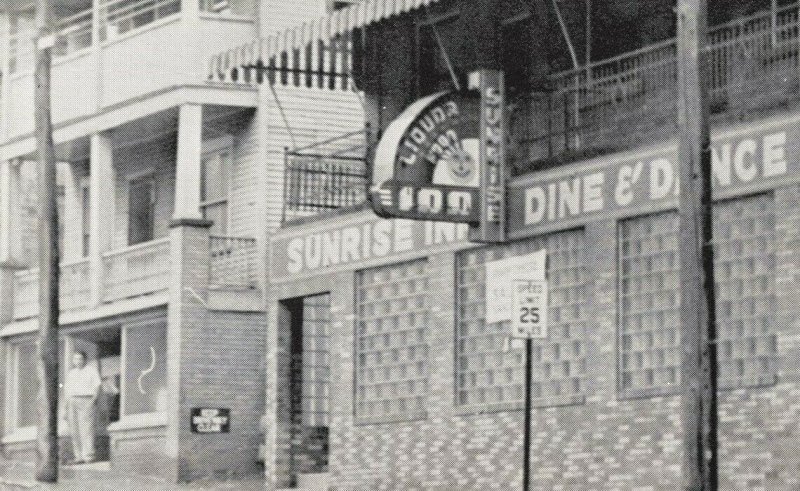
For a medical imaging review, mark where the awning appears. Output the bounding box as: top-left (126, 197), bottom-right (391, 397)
top-left (207, 0), bottom-right (439, 85)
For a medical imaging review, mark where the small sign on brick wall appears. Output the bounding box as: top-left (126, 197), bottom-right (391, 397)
top-left (191, 408), bottom-right (231, 434)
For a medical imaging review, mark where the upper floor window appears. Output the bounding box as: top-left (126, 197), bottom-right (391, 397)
top-left (201, 137), bottom-right (233, 235)
top-left (329, 0), bottom-right (360, 12)
top-left (128, 173), bottom-right (156, 246)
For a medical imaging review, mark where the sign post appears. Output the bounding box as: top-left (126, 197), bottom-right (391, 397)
top-left (511, 278), bottom-right (548, 491)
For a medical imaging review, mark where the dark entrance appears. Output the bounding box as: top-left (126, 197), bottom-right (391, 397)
top-left (277, 294), bottom-right (331, 489)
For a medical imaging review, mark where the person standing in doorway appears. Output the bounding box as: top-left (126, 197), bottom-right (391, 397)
top-left (64, 351), bottom-right (101, 464)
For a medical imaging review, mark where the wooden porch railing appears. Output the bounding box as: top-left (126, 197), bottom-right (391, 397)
top-left (209, 235), bottom-right (258, 289)
top-left (102, 238), bottom-right (171, 303)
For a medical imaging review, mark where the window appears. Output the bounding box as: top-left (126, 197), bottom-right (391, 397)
top-left (618, 194), bottom-right (777, 398)
top-left (456, 230), bottom-right (587, 409)
top-left (122, 322), bottom-right (167, 416)
top-left (201, 142), bottom-right (232, 236)
top-left (329, 0), bottom-right (360, 12)
top-left (11, 342), bottom-right (38, 429)
top-left (127, 174), bottom-right (156, 246)
top-left (356, 259), bottom-right (429, 423)
top-left (713, 194), bottom-right (777, 388)
top-left (618, 211), bottom-right (680, 397)
top-left (417, 13), bottom-right (461, 97)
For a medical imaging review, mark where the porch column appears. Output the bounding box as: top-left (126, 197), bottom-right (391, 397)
top-left (173, 104), bottom-right (204, 221)
top-left (89, 132), bottom-right (116, 307)
top-left (0, 159), bottom-right (23, 324)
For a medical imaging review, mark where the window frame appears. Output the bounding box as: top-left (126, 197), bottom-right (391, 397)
top-left (126, 168), bottom-right (157, 246)
top-left (5, 339), bottom-right (38, 434)
top-left (200, 136), bottom-right (234, 235)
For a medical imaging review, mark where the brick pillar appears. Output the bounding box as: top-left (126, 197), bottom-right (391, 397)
top-left (165, 217), bottom-right (212, 482)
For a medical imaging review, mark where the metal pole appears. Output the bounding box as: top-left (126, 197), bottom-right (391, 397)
top-left (522, 337), bottom-right (533, 491)
top-left (676, 1), bottom-right (717, 489)
top-left (34, 0), bottom-right (59, 482)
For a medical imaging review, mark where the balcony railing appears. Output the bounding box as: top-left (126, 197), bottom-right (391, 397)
top-left (513, 1), bottom-right (800, 171)
top-left (54, 9), bottom-right (93, 58)
top-left (7, 0), bottom-right (185, 74)
top-left (61, 259), bottom-right (91, 312)
top-left (283, 128), bottom-right (370, 223)
top-left (12, 268), bottom-right (38, 320)
top-left (209, 235), bottom-right (258, 289)
top-left (100, 0), bottom-right (181, 41)
top-left (102, 238), bottom-right (171, 303)
top-left (12, 259), bottom-right (91, 320)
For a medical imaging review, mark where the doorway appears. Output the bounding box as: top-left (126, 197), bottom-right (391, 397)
top-left (65, 327), bottom-right (122, 462)
top-left (277, 294), bottom-right (331, 489)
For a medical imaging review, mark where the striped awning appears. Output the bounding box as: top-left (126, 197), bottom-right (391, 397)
top-left (207, 0), bottom-right (439, 85)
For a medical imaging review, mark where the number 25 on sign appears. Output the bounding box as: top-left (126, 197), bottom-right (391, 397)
top-left (511, 279), bottom-right (548, 339)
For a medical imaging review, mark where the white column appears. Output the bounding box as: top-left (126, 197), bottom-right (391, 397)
top-left (1, 14), bottom-right (11, 140)
top-left (173, 104), bottom-right (204, 221)
top-left (89, 132), bottom-right (115, 306)
top-left (91, 0), bottom-right (103, 109)
top-left (0, 159), bottom-right (21, 264)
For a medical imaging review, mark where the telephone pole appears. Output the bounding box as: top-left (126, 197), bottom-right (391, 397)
top-left (34, 0), bottom-right (59, 482)
top-left (676, 1), bottom-right (718, 490)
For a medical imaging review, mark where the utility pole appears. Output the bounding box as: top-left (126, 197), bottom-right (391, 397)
top-left (676, 1), bottom-right (717, 490)
top-left (34, 0), bottom-right (59, 482)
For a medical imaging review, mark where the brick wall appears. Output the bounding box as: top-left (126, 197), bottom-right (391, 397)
top-left (267, 184), bottom-right (800, 490)
top-left (167, 221), bottom-right (267, 482)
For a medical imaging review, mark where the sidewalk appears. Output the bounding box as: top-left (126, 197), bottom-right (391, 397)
top-left (0, 461), bottom-right (264, 491)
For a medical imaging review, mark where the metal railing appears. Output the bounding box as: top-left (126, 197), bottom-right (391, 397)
top-left (209, 235), bottom-right (258, 289)
top-left (282, 128), bottom-right (370, 223)
top-left (515, 2), bottom-right (800, 170)
top-left (102, 238), bottom-right (170, 303)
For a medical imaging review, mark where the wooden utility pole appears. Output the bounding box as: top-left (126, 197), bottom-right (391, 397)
top-left (676, 1), bottom-right (717, 490)
top-left (34, 0), bottom-right (59, 482)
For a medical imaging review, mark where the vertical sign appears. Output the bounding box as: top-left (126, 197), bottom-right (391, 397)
top-left (468, 69), bottom-right (506, 243)
top-left (511, 279), bottom-right (548, 339)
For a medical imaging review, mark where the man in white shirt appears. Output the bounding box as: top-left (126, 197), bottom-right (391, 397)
top-left (64, 351), bottom-right (101, 464)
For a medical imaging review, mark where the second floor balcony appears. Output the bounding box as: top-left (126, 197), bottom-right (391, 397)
top-left (0, 104), bottom-right (261, 326)
top-left (1, 0), bottom-right (257, 141)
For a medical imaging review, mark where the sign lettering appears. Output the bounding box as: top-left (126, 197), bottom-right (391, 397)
top-left (509, 125), bottom-right (799, 233)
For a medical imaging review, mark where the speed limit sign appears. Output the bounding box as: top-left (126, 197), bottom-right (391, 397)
top-left (511, 279), bottom-right (548, 339)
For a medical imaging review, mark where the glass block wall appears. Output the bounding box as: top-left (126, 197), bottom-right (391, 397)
top-left (355, 259), bottom-right (429, 423)
top-left (618, 193), bottom-right (777, 397)
top-left (456, 230), bottom-right (587, 409)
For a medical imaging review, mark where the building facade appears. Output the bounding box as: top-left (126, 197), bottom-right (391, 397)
top-left (208, 0), bottom-right (800, 489)
top-left (0, 0), bottom-right (363, 483)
